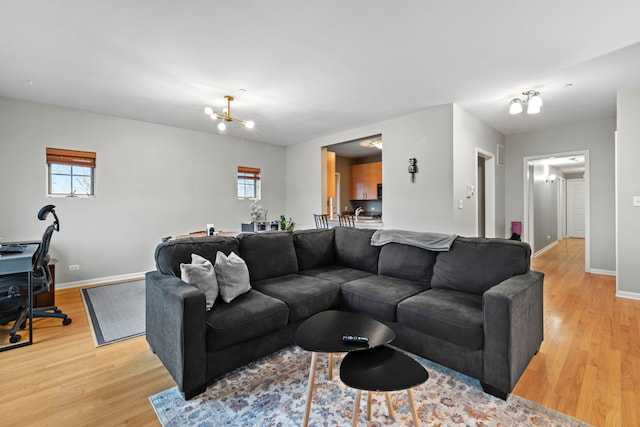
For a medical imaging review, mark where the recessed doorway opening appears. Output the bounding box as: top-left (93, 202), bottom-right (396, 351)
top-left (523, 151), bottom-right (589, 270)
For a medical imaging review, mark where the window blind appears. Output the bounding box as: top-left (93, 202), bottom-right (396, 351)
top-left (46, 147), bottom-right (96, 168)
top-left (237, 166), bottom-right (261, 180)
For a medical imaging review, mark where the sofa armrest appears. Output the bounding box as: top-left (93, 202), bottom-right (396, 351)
top-left (482, 270), bottom-right (544, 397)
top-left (145, 271), bottom-right (207, 399)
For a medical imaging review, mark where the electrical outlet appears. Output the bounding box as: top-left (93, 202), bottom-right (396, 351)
top-left (69, 265), bottom-right (80, 271)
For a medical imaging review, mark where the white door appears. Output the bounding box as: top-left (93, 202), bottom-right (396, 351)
top-left (567, 179), bottom-right (585, 238)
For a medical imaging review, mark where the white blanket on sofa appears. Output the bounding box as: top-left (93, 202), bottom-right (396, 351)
top-left (370, 229), bottom-right (457, 252)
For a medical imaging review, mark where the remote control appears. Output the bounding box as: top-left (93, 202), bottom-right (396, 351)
top-left (342, 335), bottom-right (369, 343)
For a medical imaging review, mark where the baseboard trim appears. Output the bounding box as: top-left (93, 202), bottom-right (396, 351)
top-left (533, 241), bottom-right (558, 257)
top-left (57, 271), bottom-right (147, 289)
top-left (589, 268), bottom-right (616, 276)
top-left (616, 290), bottom-right (640, 301)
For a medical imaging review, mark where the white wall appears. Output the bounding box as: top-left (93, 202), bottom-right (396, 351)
top-left (616, 86), bottom-right (640, 297)
top-left (286, 104), bottom-right (506, 236)
top-left (452, 104), bottom-right (506, 237)
top-left (286, 105), bottom-right (456, 232)
top-left (532, 164), bottom-right (558, 252)
top-left (505, 117), bottom-right (616, 272)
top-left (0, 97), bottom-right (286, 285)
top-left (287, 105), bottom-right (453, 232)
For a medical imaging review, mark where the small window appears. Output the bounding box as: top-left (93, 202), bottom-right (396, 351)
top-left (237, 166), bottom-right (261, 199)
top-left (46, 147), bottom-right (96, 196)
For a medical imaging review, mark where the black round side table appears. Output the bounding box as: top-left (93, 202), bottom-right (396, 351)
top-left (340, 345), bottom-right (429, 427)
top-left (295, 310), bottom-right (396, 427)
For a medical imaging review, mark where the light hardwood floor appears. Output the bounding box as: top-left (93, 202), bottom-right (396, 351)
top-left (514, 238), bottom-right (639, 427)
top-left (1, 238), bottom-right (638, 426)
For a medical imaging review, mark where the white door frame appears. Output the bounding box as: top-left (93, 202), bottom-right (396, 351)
top-left (476, 148), bottom-right (496, 237)
top-left (557, 176), bottom-right (566, 239)
top-left (523, 150), bottom-right (590, 271)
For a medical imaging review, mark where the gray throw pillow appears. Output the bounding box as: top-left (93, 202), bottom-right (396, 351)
top-left (180, 253), bottom-right (218, 310)
top-left (215, 251), bottom-right (251, 303)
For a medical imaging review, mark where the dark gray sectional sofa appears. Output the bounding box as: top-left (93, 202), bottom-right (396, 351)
top-left (146, 227), bottom-right (544, 400)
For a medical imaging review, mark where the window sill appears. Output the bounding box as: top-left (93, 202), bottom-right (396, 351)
top-left (47, 194), bottom-right (95, 198)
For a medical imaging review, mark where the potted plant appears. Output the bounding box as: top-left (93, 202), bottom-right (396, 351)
top-left (279, 215), bottom-right (295, 231)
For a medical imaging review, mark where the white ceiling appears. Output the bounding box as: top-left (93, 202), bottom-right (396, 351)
top-left (327, 135), bottom-right (383, 158)
top-left (531, 155), bottom-right (585, 175)
top-left (2, 1), bottom-right (640, 146)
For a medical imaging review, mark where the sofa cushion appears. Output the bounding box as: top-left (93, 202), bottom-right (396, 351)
top-left (252, 274), bottom-right (340, 322)
top-left (214, 251), bottom-right (251, 303)
top-left (340, 275), bottom-right (428, 322)
top-left (293, 228), bottom-right (335, 270)
top-left (334, 227), bottom-right (380, 274)
top-left (378, 243), bottom-right (436, 284)
top-left (431, 237), bottom-right (531, 295)
top-left (298, 265), bottom-right (373, 284)
top-left (238, 232), bottom-right (298, 282)
top-left (155, 236), bottom-right (239, 277)
top-left (180, 253), bottom-right (218, 310)
top-left (205, 289), bottom-right (289, 351)
top-left (397, 288), bottom-right (483, 350)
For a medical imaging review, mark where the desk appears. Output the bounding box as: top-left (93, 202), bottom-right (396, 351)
top-left (0, 243), bottom-right (38, 351)
top-left (0, 241), bottom-right (54, 308)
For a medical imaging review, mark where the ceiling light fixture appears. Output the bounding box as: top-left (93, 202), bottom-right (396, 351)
top-left (509, 90), bottom-right (543, 115)
top-left (359, 139), bottom-right (383, 150)
top-left (204, 95), bottom-right (255, 131)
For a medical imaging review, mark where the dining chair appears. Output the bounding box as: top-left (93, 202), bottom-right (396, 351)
top-left (313, 214), bottom-right (329, 229)
top-left (338, 215), bottom-right (356, 227)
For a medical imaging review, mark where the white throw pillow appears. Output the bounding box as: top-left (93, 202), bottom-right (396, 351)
top-left (214, 251), bottom-right (251, 303)
top-left (180, 253), bottom-right (218, 310)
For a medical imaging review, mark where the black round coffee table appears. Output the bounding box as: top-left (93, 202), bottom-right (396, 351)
top-left (340, 345), bottom-right (429, 427)
top-left (295, 310), bottom-right (396, 427)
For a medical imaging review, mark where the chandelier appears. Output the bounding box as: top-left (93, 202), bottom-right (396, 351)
top-left (509, 90), bottom-right (543, 115)
top-left (204, 95), bottom-right (255, 131)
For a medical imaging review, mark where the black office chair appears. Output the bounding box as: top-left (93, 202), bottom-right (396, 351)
top-left (313, 214), bottom-right (329, 229)
top-left (338, 214), bottom-right (356, 227)
top-left (0, 205), bottom-right (71, 343)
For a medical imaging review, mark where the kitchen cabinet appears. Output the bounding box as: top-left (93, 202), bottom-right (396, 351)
top-left (349, 161), bottom-right (382, 200)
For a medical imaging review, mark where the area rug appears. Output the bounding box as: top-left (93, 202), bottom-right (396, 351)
top-left (81, 279), bottom-right (145, 346)
top-left (149, 345), bottom-right (591, 426)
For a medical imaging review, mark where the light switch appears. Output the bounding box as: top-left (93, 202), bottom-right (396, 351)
top-left (458, 199), bottom-right (464, 209)
top-left (633, 196), bottom-right (640, 207)
top-left (466, 184), bottom-right (475, 198)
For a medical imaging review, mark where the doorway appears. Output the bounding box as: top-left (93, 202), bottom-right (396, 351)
top-left (476, 148), bottom-right (496, 237)
top-left (477, 156), bottom-right (485, 237)
top-left (323, 134), bottom-right (383, 218)
top-left (523, 151), bottom-right (589, 270)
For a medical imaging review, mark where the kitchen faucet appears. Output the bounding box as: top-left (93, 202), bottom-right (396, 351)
top-left (355, 206), bottom-right (364, 220)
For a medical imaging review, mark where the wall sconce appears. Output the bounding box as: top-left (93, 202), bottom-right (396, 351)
top-left (545, 174), bottom-right (556, 183)
top-left (509, 90), bottom-right (543, 115)
top-left (408, 158), bottom-right (417, 182)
